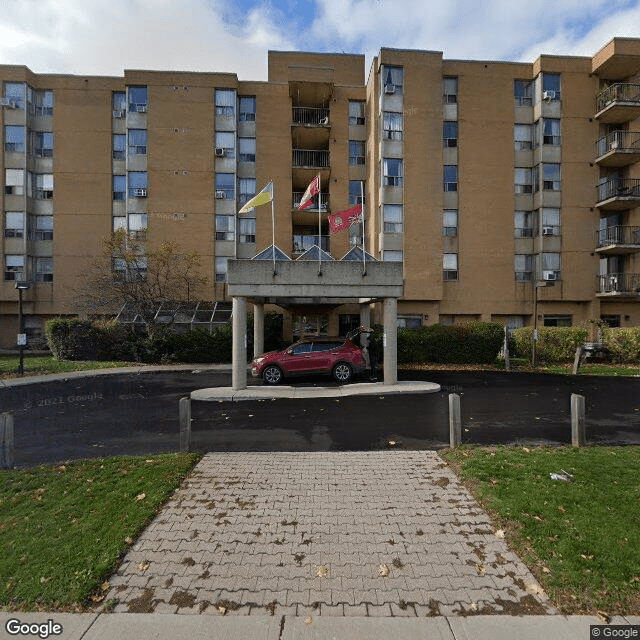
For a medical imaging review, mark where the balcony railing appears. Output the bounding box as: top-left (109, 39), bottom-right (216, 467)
top-left (293, 234), bottom-right (330, 254)
top-left (597, 272), bottom-right (640, 295)
top-left (596, 225), bottom-right (640, 250)
top-left (596, 178), bottom-right (640, 208)
top-left (596, 83), bottom-right (640, 113)
top-left (293, 149), bottom-right (329, 168)
top-left (292, 107), bottom-right (330, 126)
top-left (596, 130), bottom-right (640, 161)
top-left (292, 191), bottom-right (329, 211)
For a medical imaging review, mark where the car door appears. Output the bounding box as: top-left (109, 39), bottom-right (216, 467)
top-left (309, 341), bottom-right (342, 372)
top-left (282, 341), bottom-right (314, 373)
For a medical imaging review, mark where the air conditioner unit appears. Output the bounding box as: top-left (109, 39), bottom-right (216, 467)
top-left (384, 84), bottom-right (396, 94)
top-left (609, 139), bottom-right (620, 150)
top-left (319, 116), bottom-right (329, 126)
top-left (543, 270), bottom-right (557, 281)
top-left (542, 90), bottom-right (556, 101)
top-left (214, 147), bottom-right (225, 157)
top-left (136, 104), bottom-right (148, 113)
top-left (133, 188), bottom-right (147, 197)
top-left (542, 226), bottom-right (555, 236)
top-left (215, 190), bottom-right (226, 199)
top-left (112, 109), bottom-right (124, 118)
top-left (0, 98), bottom-right (16, 108)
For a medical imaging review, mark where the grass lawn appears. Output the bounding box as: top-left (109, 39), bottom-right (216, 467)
top-left (0, 453), bottom-right (201, 611)
top-left (0, 355), bottom-right (140, 379)
top-left (441, 446), bottom-right (640, 615)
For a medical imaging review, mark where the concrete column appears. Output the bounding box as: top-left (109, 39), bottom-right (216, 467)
top-left (383, 297), bottom-right (398, 385)
top-left (327, 312), bottom-right (339, 337)
top-left (253, 303), bottom-right (264, 358)
top-left (232, 296), bottom-right (247, 390)
top-left (359, 301), bottom-right (371, 329)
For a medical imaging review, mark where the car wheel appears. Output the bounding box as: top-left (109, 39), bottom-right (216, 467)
top-left (332, 362), bottom-right (352, 383)
top-left (263, 365), bottom-right (283, 385)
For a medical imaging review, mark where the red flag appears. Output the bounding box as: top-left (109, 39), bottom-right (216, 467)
top-left (298, 175), bottom-right (320, 210)
top-left (328, 204), bottom-right (362, 233)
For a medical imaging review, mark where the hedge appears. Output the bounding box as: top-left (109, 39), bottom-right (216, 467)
top-left (512, 326), bottom-right (588, 362)
top-left (602, 326), bottom-right (640, 363)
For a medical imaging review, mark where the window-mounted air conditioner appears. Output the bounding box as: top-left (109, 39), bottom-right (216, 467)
top-left (319, 116), bottom-right (329, 126)
top-left (133, 188), bottom-right (147, 197)
top-left (542, 90), bottom-right (556, 101)
top-left (542, 226), bottom-right (555, 236)
top-left (112, 110), bottom-right (124, 118)
top-left (215, 190), bottom-right (226, 199)
top-left (384, 84), bottom-right (396, 95)
top-left (214, 147), bottom-right (225, 157)
top-left (0, 98), bottom-right (17, 108)
top-left (543, 270), bottom-right (557, 281)
top-left (136, 104), bottom-right (148, 113)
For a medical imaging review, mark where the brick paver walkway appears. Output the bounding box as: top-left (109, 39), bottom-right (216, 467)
top-left (106, 451), bottom-right (555, 617)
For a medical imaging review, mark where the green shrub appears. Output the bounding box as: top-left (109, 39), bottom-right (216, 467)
top-left (602, 326), bottom-right (640, 363)
top-left (512, 326), bottom-right (588, 362)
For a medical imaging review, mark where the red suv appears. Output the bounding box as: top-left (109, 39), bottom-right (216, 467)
top-left (251, 335), bottom-right (366, 385)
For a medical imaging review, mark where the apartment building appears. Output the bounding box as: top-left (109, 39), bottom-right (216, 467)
top-left (2, 38), bottom-right (640, 348)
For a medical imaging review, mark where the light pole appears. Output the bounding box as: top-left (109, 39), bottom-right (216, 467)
top-left (531, 279), bottom-right (554, 367)
top-left (15, 282), bottom-right (30, 375)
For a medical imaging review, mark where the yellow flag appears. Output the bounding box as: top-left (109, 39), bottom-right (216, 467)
top-left (238, 181), bottom-right (273, 214)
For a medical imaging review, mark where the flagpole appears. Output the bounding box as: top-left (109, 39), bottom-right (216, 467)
top-left (271, 182), bottom-right (276, 276)
top-left (318, 175), bottom-right (322, 276)
top-left (361, 180), bottom-right (366, 276)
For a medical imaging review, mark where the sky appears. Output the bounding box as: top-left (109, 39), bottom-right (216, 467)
top-left (2, 0), bottom-right (640, 80)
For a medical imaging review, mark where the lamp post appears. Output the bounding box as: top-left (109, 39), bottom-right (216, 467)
top-left (15, 282), bottom-right (30, 375)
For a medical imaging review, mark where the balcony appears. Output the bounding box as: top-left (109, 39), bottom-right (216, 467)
top-left (595, 83), bottom-right (640, 123)
top-left (292, 234), bottom-right (330, 255)
top-left (293, 149), bottom-right (329, 169)
top-left (596, 226), bottom-right (640, 254)
top-left (595, 178), bottom-right (640, 210)
top-left (292, 107), bottom-right (330, 127)
top-left (597, 272), bottom-right (640, 296)
top-left (292, 191), bottom-right (330, 212)
top-left (595, 131), bottom-right (640, 167)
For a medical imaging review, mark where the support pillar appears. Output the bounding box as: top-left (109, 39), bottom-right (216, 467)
top-left (253, 303), bottom-right (264, 358)
top-left (232, 296), bottom-right (247, 391)
top-left (383, 297), bottom-right (398, 385)
top-left (359, 301), bottom-right (371, 329)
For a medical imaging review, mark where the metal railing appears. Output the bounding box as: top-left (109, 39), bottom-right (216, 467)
top-left (292, 191), bottom-right (329, 211)
top-left (596, 178), bottom-right (640, 203)
top-left (596, 130), bottom-right (640, 157)
top-left (597, 272), bottom-right (640, 294)
top-left (292, 107), bottom-right (330, 126)
top-left (293, 149), bottom-right (329, 168)
top-left (596, 83), bottom-right (640, 113)
top-left (597, 226), bottom-right (640, 247)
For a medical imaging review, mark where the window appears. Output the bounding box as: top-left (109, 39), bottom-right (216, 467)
top-left (443, 121), bottom-right (458, 147)
top-left (349, 140), bottom-right (365, 165)
top-left (128, 171), bottom-right (147, 197)
top-left (542, 73), bottom-right (561, 101)
top-left (128, 129), bottom-right (147, 155)
top-left (239, 217), bottom-right (256, 243)
top-left (515, 254), bottom-right (533, 281)
top-left (215, 131), bottom-right (235, 158)
top-left (514, 80), bottom-right (533, 106)
top-left (30, 89), bottom-right (53, 116)
top-left (113, 175), bottom-right (126, 200)
top-left (382, 66), bottom-right (403, 94)
top-left (128, 86), bottom-right (147, 112)
top-left (128, 213), bottom-right (147, 232)
top-left (397, 316), bottom-right (422, 329)
top-left (443, 209), bottom-right (458, 236)
top-left (382, 111), bottom-right (403, 140)
top-left (113, 216), bottom-right (126, 231)
top-left (507, 316), bottom-right (526, 334)
top-left (4, 82), bottom-right (25, 108)
top-left (4, 254), bottom-right (24, 281)
top-left (215, 89), bottom-right (235, 116)
top-left (4, 125), bottom-right (25, 152)
top-left (112, 134), bottom-right (126, 160)
top-left (515, 210), bottom-right (533, 237)
top-left (383, 250), bottom-right (403, 262)
top-left (541, 208), bottom-right (561, 235)
top-left (383, 204), bottom-right (403, 233)
top-left (239, 96), bottom-right (256, 121)
top-left (542, 252), bottom-right (561, 279)
top-left (215, 215), bottom-right (235, 241)
top-left (33, 174), bottom-right (53, 199)
top-left (113, 92), bottom-right (126, 114)
top-left (215, 257), bottom-right (228, 282)
top-left (35, 257), bottom-right (53, 282)
top-left (349, 101), bottom-right (365, 125)
top-left (238, 178), bottom-right (256, 206)
top-left (348, 217), bottom-right (363, 246)
top-left (32, 131), bottom-right (54, 157)
top-left (383, 158), bottom-right (402, 186)
top-left (514, 168), bottom-right (532, 194)
top-left (33, 215), bottom-right (53, 240)
top-left (543, 315), bottom-right (571, 327)
top-left (514, 124), bottom-right (532, 151)
top-left (4, 211), bottom-right (24, 238)
top-left (444, 165), bottom-right (458, 191)
top-left (443, 253), bottom-right (458, 280)
top-left (600, 315), bottom-right (620, 328)
top-left (349, 180), bottom-right (365, 205)
top-left (443, 77), bottom-right (458, 104)
top-left (215, 173), bottom-right (234, 200)
top-left (542, 163), bottom-right (561, 191)
top-left (238, 137), bottom-right (256, 162)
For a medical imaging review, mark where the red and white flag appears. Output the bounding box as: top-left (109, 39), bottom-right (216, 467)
top-left (328, 204), bottom-right (362, 233)
top-left (298, 175), bottom-right (320, 210)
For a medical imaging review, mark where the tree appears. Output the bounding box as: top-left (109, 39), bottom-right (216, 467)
top-left (73, 230), bottom-right (208, 336)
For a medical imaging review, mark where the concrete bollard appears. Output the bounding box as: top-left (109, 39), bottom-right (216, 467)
top-left (1, 413), bottom-right (14, 469)
top-left (571, 393), bottom-right (586, 447)
top-left (179, 397), bottom-right (191, 452)
top-left (449, 393), bottom-right (462, 448)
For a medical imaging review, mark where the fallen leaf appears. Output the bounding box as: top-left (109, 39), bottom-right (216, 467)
top-left (379, 564), bottom-right (389, 577)
top-left (558, 505), bottom-right (566, 513)
top-left (218, 606), bottom-right (227, 615)
top-left (542, 566), bottom-right (551, 574)
top-left (91, 594), bottom-right (105, 603)
top-left (316, 565), bottom-right (328, 578)
top-left (40, 577), bottom-right (51, 584)
top-left (469, 602), bottom-right (478, 611)
top-left (137, 561), bottom-right (150, 572)
top-left (476, 563), bottom-right (486, 576)
top-left (597, 611), bottom-right (610, 623)
top-left (125, 537), bottom-right (134, 545)
top-left (135, 493), bottom-right (146, 501)
top-left (100, 581), bottom-right (110, 591)
top-left (495, 529), bottom-right (505, 538)
top-left (305, 616), bottom-right (313, 626)
top-left (525, 582), bottom-right (545, 597)
top-left (522, 447), bottom-right (531, 452)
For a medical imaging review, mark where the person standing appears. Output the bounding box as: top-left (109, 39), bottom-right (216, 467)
top-left (366, 333), bottom-right (379, 381)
